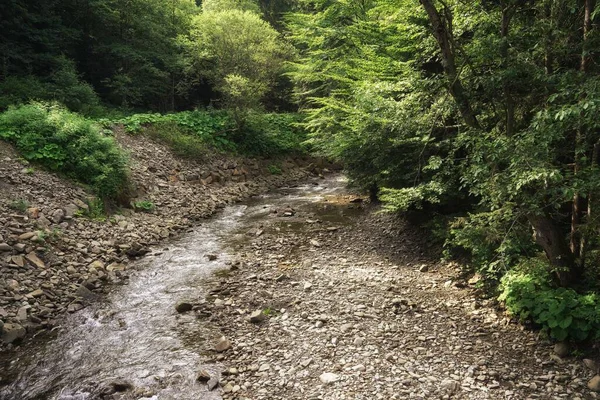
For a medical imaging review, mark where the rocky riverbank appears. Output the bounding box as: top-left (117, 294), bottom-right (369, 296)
top-left (184, 188), bottom-right (600, 399)
top-left (0, 130), bottom-right (325, 349)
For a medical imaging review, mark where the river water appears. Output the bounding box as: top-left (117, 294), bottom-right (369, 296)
top-left (0, 176), bottom-right (353, 400)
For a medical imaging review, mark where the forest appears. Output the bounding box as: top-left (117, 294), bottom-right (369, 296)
top-left (1, 0), bottom-right (600, 345)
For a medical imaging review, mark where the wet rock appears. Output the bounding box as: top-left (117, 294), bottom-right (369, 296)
top-left (110, 379), bottom-right (132, 392)
top-left (175, 302), bottom-right (193, 313)
top-left (554, 342), bottom-right (570, 358)
top-left (215, 336), bottom-right (232, 352)
top-left (319, 372), bottom-right (339, 384)
top-left (1, 323), bottom-right (26, 344)
top-left (588, 376), bottom-right (600, 392)
top-left (196, 370), bottom-right (211, 382)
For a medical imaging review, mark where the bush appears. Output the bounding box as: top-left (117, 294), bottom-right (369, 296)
top-left (499, 259), bottom-right (600, 342)
top-left (0, 102), bottom-right (129, 201)
top-left (0, 58), bottom-right (101, 114)
top-left (118, 110), bottom-right (307, 157)
top-left (239, 112), bottom-right (307, 157)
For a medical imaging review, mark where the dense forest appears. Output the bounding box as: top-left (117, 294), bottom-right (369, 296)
top-left (2, 0), bottom-right (600, 343)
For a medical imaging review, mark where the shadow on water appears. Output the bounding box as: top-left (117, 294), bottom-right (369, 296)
top-left (0, 175), bottom-right (360, 400)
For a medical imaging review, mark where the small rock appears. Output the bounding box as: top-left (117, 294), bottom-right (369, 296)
top-left (249, 309), bottom-right (266, 323)
top-left (1, 323), bottom-right (26, 344)
top-left (215, 337), bottom-right (232, 352)
top-left (206, 254), bottom-right (218, 261)
top-left (319, 372), bottom-right (339, 384)
top-left (25, 252), bottom-right (45, 269)
top-left (207, 377), bottom-right (219, 391)
top-left (419, 264), bottom-right (429, 272)
top-left (303, 282), bottom-right (313, 291)
top-left (0, 243), bottom-right (12, 252)
top-left (588, 376), bottom-right (600, 392)
top-left (315, 320), bottom-right (324, 328)
top-left (197, 370), bottom-right (211, 382)
top-left (28, 289), bottom-right (44, 298)
top-left (584, 359), bottom-right (599, 373)
top-left (310, 239), bottom-right (321, 248)
top-left (175, 302), bottom-right (193, 313)
top-left (554, 342), bottom-right (570, 358)
top-left (18, 232), bottom-right (36, 241)
top-left (222, 382), bottom-right (234, 393)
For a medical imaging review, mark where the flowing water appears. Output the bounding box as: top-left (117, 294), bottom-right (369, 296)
top-left (0, 175), bottom-right (357, 400)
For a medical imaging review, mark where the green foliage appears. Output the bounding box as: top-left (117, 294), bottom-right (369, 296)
top-left (202, 0), bottom-right (261, 14)
top-left (0, 57), bottom-right (101, 114)
top-left (134, 200), bottom-right (155, 212)
top-left (118, 110), bottom-right (306, 157)
top-left (9, 199), bottom-right (30, 213)
top-left (0, 102), bottom-right (129, 201)
top-left (182, 8), bottom-right (291, 124)
top-left (267, 164), bottom-right (282, 175)
top-left (500, 261), bottom-right (600, 342)
top-left (119, 110), bottom-right (235, 153)
top-left (239, 112), bottom-right (307, 156)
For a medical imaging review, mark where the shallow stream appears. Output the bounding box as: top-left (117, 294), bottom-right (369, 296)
top-left (0, 175), bottom-right (356, 400)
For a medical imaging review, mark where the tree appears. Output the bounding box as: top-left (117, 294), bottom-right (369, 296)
top-left (183, 8), bottom-right (290, 128)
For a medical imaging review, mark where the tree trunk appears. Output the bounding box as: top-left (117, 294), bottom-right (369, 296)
top-left (528, 214), bottom-right (579, 287)
top-left (571, 0), bottom-right (595, 262)
top-left (419, 0), bottom-right (480, 129)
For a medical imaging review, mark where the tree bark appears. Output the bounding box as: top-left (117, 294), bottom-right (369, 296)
top-left (571, 0), bottom-right (595, 262)
top-left (419, 0), bottom-right (480, 129)
top-left (528, 214), bottom-right (578, 287)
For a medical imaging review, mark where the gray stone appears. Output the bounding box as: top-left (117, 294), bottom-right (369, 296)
top-left (554, 342), bottom-right (570, 358)
top-left (1, 323), bottom-right (26, 344)
top-left (207, 377), bottom-right (219, 391)
top-left (0, 243), bottom-right (12, 252)
top-left (215, 336), bottom-right (232, 352)
top-left (51, 209), bottom-right (65, 224)
top-left (319, 372), bottom-right (339, 384)
top-left (419, 264), bottom-right (429, 272)
top-left (249, 309), bottom-right (266, 323)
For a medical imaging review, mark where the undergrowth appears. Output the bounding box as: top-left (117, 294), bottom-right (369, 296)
top-left (0, 102), bottom-right (130, 201)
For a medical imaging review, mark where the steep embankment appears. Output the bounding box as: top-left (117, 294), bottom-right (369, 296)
top-left (0, 130), bottom-right (321, 347)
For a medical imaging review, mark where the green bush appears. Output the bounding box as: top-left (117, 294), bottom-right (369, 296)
top-left (0, 102), bottom-right (129, 201)
top-left (499, 259), bottom-right (600, 341)
top-left (118, 110), bottom-right (307, 157)
top-left (134, 200), bottom-right (155, 212)
top-left (0, 58), bottom-right (101, 114)
top-left (239, 112), bottom-right (308, 157)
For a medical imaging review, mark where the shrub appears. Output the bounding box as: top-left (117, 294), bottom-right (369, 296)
top-left (134, 200), bottom-right (155, 212)
top-left (9, 199), bottom-right (30, 213)
top-left (239, 112), bottom-right (307, 157)
top-left (0, 58), bottom-right (101, 114)
top-left (0, 102), bottom-right (129, 201)
top-left (499, 259), bottom-right (600, 342)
